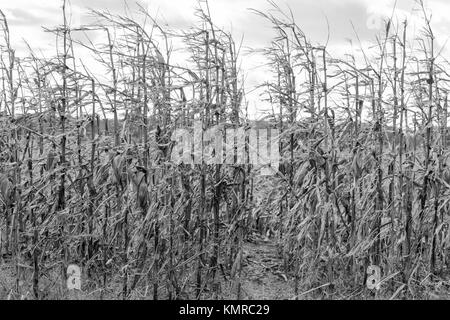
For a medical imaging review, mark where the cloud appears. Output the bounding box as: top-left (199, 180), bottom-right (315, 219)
top-left (2, 0), bottom-right (450, 116)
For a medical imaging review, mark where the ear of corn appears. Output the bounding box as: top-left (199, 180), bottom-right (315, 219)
top-left (0, 1), bottom-right (449, 300)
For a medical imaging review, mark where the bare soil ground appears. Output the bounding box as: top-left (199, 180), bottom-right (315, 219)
top-left (3, 236), bottom-right (450, 300)
top-left (0, 237), bottom-right (293, 300)
top-left (220, 236), bottom-right (294, 300)
top-left (239, 239), bottom-right (293, 299)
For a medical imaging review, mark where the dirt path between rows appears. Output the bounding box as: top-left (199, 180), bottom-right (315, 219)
top-left (236, 237), bottom-right (294, 300)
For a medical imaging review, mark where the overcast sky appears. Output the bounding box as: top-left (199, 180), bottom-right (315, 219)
top-left (2, 0), bottom-right (450, 118)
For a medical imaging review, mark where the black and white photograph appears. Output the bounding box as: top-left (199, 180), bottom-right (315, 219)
top-left (0, 0), bottom-right (449, 309)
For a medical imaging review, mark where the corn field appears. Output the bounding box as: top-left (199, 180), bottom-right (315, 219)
top-left (1, 0), bottom-right (450, 300)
